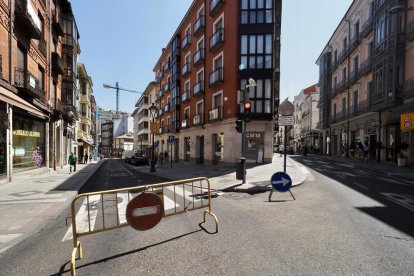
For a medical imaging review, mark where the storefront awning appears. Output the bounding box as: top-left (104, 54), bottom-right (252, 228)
top-left (0, 86), bottom-right (46, 119)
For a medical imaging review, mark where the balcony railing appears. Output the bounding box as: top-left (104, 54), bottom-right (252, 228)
top-left (52, 52), bottom-right (64, 75)
top-left (194, 15), bottom-right (205, 36)
top-left (62, 34), bottom-right (75, 48)
top-left (361, 17), bottom-right (373, 38)
top-left (359, 57), bottom-right (372, 76)
top-left (208, 106), bottom-right (223, 122)
top-left (209, 28), bottom-right (224, 52)
top-left (209, 67), bottom-right (224, 87)
top-left (337, 45), bottom-right (350, 65)
top-left (52, 11), bottom-right (64, 36)
top-left (181, 62), bottom-right (191, 77)
top-left (210, 0), bottom-right (224, 17)
top-left (404, 77), bottom-right (414, 99)
top-left (193, 81), bottom-right (204, 96)
top-left (181, 119), bottom-right (190, 128)
top-left (182, 34), bottom-right (191, 50)
top-left (14, 68), bottom-right (45, 101)
top-left (55, 99), bottom-right (65, 114)
top-left (164, 103), bottom-right (170, 113)
top-left (181, 90), bottom-right (190, 102)
top-left (163, 61), bottom-right (170, 72)
top-left (163, 82), bottom-right (170, 92)
top-left (63, 67), bottom-right (76, 83)
top-left (349, 35), bottom-right (360, 53)
top-left (193, 48), bottom-right (204, 66)
top-left (170, 121), bottom-right (180, 132)
top-left (348, 69), bottom-right (359, 86)
top-left (193, 113), bottom-right (204, 125)
top-left (14, 0), bottom-right (42, 40)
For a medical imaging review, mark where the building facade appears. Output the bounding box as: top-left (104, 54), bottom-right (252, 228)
top-left (317, 0), bottom-right (414, 164)
top-left (149, 0), bottom-right (282, 165)
top-left (0, 0), bottom-right (82, 181)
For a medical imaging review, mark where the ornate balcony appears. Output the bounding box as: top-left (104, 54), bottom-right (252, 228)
top-left (193, 48), bottom-right (204, 66)
top-left (52, 11), bottom-right (64, 36)
top-left (359, 57), bottom-right (372, 76)
top-left (193, 113), bottom-right (204, 125)
top-left (52, 52), bottom-right (64, 75)
top-left (209, 67), bottom-right (224, 87)
top-left (62, 34), bottom-right (75, 48)
top-left (194, 15), bottom-right (205, 36)
top-left (208, 106), bottom-right (223, 122)
top-left (209, 28), bottom-right (224, 52)
top-left (14, 0), bottom-right (42, 40)
top-left (193, 81), bottom-right (204, 96)
top-left (348, 68), bottom-right (359, 86)
top-left (361, 17), bottom-right (373, 38)
top-left (14, 68), bottom-right (45, 101)
top-left (210, 0), bottom-right (224, 17)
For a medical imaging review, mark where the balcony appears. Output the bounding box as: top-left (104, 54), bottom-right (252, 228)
top-left (407, 20), bottom-right (414, 42)
top-left (171, 96), bottom-right (180, 107)
top-left (209, 28), bottom-right (224, 52)
top-left (181, 90), bottom-right (190, 103)
top-left (193, 48), bottom-right (204, 66)
top-left (210, 0), bottom-right (224, 17)
top-left (52, 11), bottom-right (64, 36)
top-left (193, 81), bottom-right (204, 96)
top-left (169, 121), bottom-right (180, 132)
top-left (193, 113), bottom-right (204, 125)
top-left (158, 108), bottom-right (164, 116)
top-left (38, 39), bottom-right (46, 57)
top-left (349, 35), bottom-right (360, 53)
top-left (209, 67), bottom-right (224, 87)
top-left (64, 104), bottom-right (78, 120)
top-left (164, 103), bottom-right (170, 113)
top-left (63, 68), bottom-right (76, 83)
top-left (404, 77), bottom-right (414, 99)
top-left (55, 99), bottom-right (65, 114)
top-left (361, 17), bottom-right (373, 38)
top-left (62, 34), bottom-right (75, 48)
top-left (181, 119), bottom-right (190, 128)
top-left (52, 52), bottom-right (64, 75)
top-left (194, 15), bottom-right (205, 36)
top-left (14, 0), bottom-right (42, 40)
top-left (163, 82), bottom-right (170, 93)
top-left (208, 106), bottom-right (223, 122)
top-left (181, 62), bottom-right (191, 77)
top-left (14, 68), bottom-right (45, 101)
top-left (359, 57), bottom-right (372, 76)
top-left (182, 34), bottom-right (191, 50)
top-left (337, 46), bottom-right (349, 65)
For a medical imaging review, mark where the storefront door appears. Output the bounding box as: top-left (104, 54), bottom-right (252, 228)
top-left (0, 102), bottom-right (7, 175)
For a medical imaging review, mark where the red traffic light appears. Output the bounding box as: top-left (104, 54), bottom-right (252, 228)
top-left (244, 100), bottom-right (252, 110)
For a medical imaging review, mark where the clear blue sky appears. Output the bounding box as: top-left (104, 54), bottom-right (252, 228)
top-left (71, 0), bottom-right (353, 112)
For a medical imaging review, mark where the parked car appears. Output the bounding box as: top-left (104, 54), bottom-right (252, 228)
top-left (131, 155), bottom-right (149, 166)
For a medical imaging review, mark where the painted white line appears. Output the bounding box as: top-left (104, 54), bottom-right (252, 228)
top-left (166, 186), bottom-right (201, 204)
top-left (381, 193), bottom-right (414, 212)
top-left (0, 233), bottom-right (22, 244)
top-left (117, 192), bottom-right (129, 224)
top-left (0, 198), bottom-right (67, 204)
top-left (163, 195), bottom-right (179, 211)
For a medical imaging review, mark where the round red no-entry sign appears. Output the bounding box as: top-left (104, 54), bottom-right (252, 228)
top-left (126, 192), bottom-right (164, 231)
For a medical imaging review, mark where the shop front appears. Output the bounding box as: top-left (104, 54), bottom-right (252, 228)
top-left (12, 112), bottom-right (46, 172)
top-left (0, 102), bottom-right (7, 176)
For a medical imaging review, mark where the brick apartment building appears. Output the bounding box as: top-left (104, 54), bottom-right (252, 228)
top-left (317, 0), bottom-right (414, 164)
top-left (0, 0), bottom-right (83, 181)
top-left (149, 0), bottom-right (282, 165)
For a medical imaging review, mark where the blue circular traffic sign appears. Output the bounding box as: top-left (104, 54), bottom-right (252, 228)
top-left (271, 172), bottom-right (292, 192)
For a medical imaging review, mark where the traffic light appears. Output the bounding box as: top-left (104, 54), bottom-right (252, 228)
top-left (244, 100), bottom-right (252, 122)
top-left (235, 119), bottom-right (244, 133)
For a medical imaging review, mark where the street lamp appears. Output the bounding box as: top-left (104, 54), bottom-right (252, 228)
top-left (148, 103), bottom-right (158, 172)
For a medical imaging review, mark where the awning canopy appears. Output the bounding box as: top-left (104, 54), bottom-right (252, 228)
top-left (0, 86), bottom-right (46, 119)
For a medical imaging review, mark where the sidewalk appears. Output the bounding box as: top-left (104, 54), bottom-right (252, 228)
top-left (134, 154), bottom-right (310, 193)
top-left (0, 160), bottom-right (104, 254)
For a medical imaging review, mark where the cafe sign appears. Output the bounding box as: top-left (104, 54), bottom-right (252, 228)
top-left (13, 130), bottom-right (41, 137)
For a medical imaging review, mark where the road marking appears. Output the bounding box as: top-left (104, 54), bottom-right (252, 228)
top-left (381, 193), bottom-right (414, 212)
top-left (0, 233), bottom-right (22, 244)
top-left (117, 192), bottom-right (129, 224)
top-left (166, 185), bottom-right (201, 204)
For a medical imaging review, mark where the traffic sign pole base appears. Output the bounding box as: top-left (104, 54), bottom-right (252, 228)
top-left (268, 189), bottom-right (295, 202)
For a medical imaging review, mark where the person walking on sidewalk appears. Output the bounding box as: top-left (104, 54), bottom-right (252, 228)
top-left (69, 152), bottom-right (77, 173)
top-left (84, 153), bottom-right (88, 164)
top-left (363, 142), bottom-right (369, 162)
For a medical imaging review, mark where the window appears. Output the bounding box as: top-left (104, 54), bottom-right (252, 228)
top-left (38, 66), bottom-right (45, 91)
top-left (196, 101), bottom-right (204, 115)
top-left (82, 82), bottom-right (87, 95)
top-left (353, 91), bottom-right (358, 113)
top-left (354, 21), bottom-right (360, 39)
top-left (241, 0), bottom-right (273, 24)
top-left (353, 56), bottom-right (359, 73)
top-left (241, 78), bottom-right (271, 114)
top-left (240, 34), bottom-right (272, 69)
top-left (375, 14), bottom-right (387, 48)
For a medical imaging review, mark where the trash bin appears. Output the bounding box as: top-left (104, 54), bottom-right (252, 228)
top-left (236, 157), bottom-right (246, 180)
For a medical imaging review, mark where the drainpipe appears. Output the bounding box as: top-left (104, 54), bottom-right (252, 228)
top-left (7, 0), bottom-right (13, 182)
top-left (345, 18), bottom-right (351, 159)
top-left (9, 0), bottom-right (13, 84)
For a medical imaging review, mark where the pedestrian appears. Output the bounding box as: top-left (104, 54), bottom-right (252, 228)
top-left (84, 153), bottom-right (88, 164)
top-left (164, 150), bottom-right (169, 162)
top-left (279, 144), bottom-right (284, 157)
top-left (69, 152), bottom-right (77, 173)
top-left (159, 152), bottom-right (164, 165)
top-left (89, 154), bottom-right (92, 162)
top-left (363, 141), bottom-right (369, 162)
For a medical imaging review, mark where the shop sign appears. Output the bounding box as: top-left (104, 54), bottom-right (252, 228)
top-left (12, 130), bottom-right (41, 137)
top-left (401, 113), bottom-right (414, 131)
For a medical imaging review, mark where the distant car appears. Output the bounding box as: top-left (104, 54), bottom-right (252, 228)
top-left (131, 155), bottom-right (149, 166)
top-left (273, 144), bottom-right (279, 153)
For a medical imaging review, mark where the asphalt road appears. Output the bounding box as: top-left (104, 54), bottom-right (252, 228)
top-left (0, 159), bottom-right (413, 275)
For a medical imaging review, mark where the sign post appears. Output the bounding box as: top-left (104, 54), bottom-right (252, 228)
top-left (168, 135), bottom-right (175, 168)
top-left (278, 99), bottom-right (295, 173)
top-left (269, 171), bottom-right (295, 201)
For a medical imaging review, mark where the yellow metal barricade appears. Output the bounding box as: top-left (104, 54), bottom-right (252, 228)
top-left (69, 177), bottom-right (218, 276)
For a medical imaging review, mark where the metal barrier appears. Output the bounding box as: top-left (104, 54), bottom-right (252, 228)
top-left (69, 177), bottom-right (218, 276)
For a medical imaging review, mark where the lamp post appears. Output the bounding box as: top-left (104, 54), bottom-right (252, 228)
top-left (148, 103), bottom-right (158, 172)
